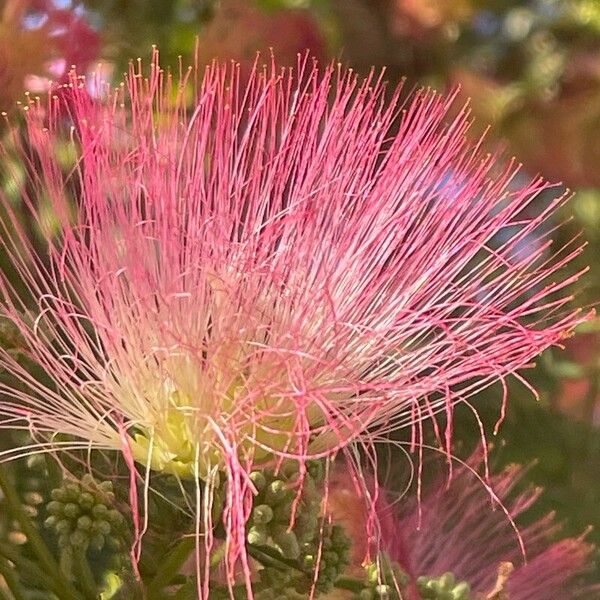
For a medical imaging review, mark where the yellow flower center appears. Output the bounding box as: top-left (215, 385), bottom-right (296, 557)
top-left (130, 383), bottom-right (302, 479)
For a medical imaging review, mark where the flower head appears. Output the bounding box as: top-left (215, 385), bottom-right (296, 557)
top-left (329, 454), bottom-right (599, 599)
top-left (0, 50), bottom-right (588, 591)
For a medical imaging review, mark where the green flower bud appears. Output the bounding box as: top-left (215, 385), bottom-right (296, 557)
top-left (24, 477), bottom-right (43, 491)
top-left (325, 565), bottom-right (338, 582)
top-left (44, 515), bottom-right (59, 529)
top-left (107, 509), bottom-right (124, 527)
top-left (47, 501), bottom-right (63, 515)
top-left (55, 519), bottom-right (71, 535)
top-left (416, 572), bottom-right (472, 600)
top-left (253, 504), bottom-right (274, 525)
top-left (331, 525), bottom-right (350, 549)
top-left (375, 584), bottom-right (391, 598)
top-left (367, 565), bottom-right (380, 585)
top-left (99, 481), bottom-right (114, 494)
top-left (265, 480), bottom-right (287, 504)
top-left (250, 471), bottom-right (267, 492)
top-left (93, 520), bottom-right (111, 536)
top-left (51, 488), bottom-right (67, 502)
top-left (247, 525), bottom-right (268, 546)
top-left (295, 513), bottom-right (318, 544)
top-left (451, 582), bottom-right (470, 599)
top-left (63, 503), bottom-right (80, 519)
top-left (78, 492), bottom-right (95, 511)
top-left (47, 475), bottom-right (127, 558)
top-left (438, 573), bottom-right (455, 590)
top-left (77, 516), bottom-right (92, 531)
top-left (64, 483), bottom-right (81, 502)
top-left (81, 474), bottom-right (95, 487)
top-left (92, 503), bottom-right (108, 518)
top-left (281, 462), bottom-right (299, 479)
top-left (23, 491), bottom-right (44, 506)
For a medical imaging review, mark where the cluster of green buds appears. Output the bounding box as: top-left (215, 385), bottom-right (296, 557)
top-left (44, 474), bottom-right (126, 553)
top-left (417, 572), bottom-right (471, 600)
top-left (300, 522), bottom-right (352, 595)
top-left (355, 553), bottom-right (410, 599)
top-left (247, 470), bottom-right (300, 559)
top-left (240, 461), bottom-right (351, 598)
top-left (252, 522), bottom-right (351, 599)
top-left (246, 461), bottom-right (323, 560)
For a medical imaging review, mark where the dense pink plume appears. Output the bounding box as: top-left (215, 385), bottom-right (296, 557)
top-left (330, 455), bottom-right (598, 599)
top-left (392, 455), bottom-right (598, 598)
top-left (0, 50), bottom-right (589, 593)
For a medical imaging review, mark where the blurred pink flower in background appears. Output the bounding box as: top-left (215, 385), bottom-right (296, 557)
top-left (555, 332), bottom-right (600, 424)
top-left (0, 0), bottom-right (99, 106)
top-left (0, 50), bottom-right (589, 594)
top-left (329, 454), bottom-right (598, 599)
top-left (198, 0), bottom-right (325, 77)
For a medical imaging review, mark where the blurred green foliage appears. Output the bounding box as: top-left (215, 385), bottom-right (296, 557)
top-left (82, 0), bottom-right (217, 72)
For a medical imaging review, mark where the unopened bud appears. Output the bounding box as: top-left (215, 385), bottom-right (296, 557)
top-left (63, 503), bottom-right (80, 519)
top-left (265, 480), bottom-right (287, 504)
top-left (253, 504), bottom-right (274, 525)
top-left (249, 471), bottom-right (267, 492)
top-left (247, 525), bottom-right (268, 546)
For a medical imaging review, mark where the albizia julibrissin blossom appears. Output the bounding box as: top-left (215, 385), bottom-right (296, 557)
top-left (0, 51), bottom-right (589, 586)
top-left (328, 456), bottom-right (599, 599)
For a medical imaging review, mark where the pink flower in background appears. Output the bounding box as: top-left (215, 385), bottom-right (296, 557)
top-left (0, 50), bottom-right (588, 593)
top-left (0, 0), bottom-right (99, 104)
top-left (393, 460), bottom-right (596, 598)
top-left (330, 455), bottom-right (598, 599)
top-left (198, 0), bottom-right (325, 75)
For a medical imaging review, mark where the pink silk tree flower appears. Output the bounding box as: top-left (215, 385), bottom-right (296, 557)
top-left (394, 457), bottom-right (598, 599)
top-left (328, 456), bottom-right (598, 599)
top-left (0, 50), bottom-right (589, 592)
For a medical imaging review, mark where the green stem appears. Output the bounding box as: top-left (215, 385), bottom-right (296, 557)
top-left (0, 555), bottom-right (28, 600)
top-left (0, 466), bottom-right (80, 600)
top-left (146, 536), bottom-right (195, 597)
top-left (247, 544), bottom-right (368, 595)
top-left (334, 575), bottom-right (367, 592)
top-left (74, 550), bottom-right (98, 600)
top-left (0, 542), bottom-right (78, 600)
top-left (247, 543), bottom-right (306, 573)
top-left (43, 453), bottom-right (63, 490)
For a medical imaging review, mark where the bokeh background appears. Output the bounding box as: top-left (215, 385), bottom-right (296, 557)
top-left (1, 0), bottom-right (599, 583)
